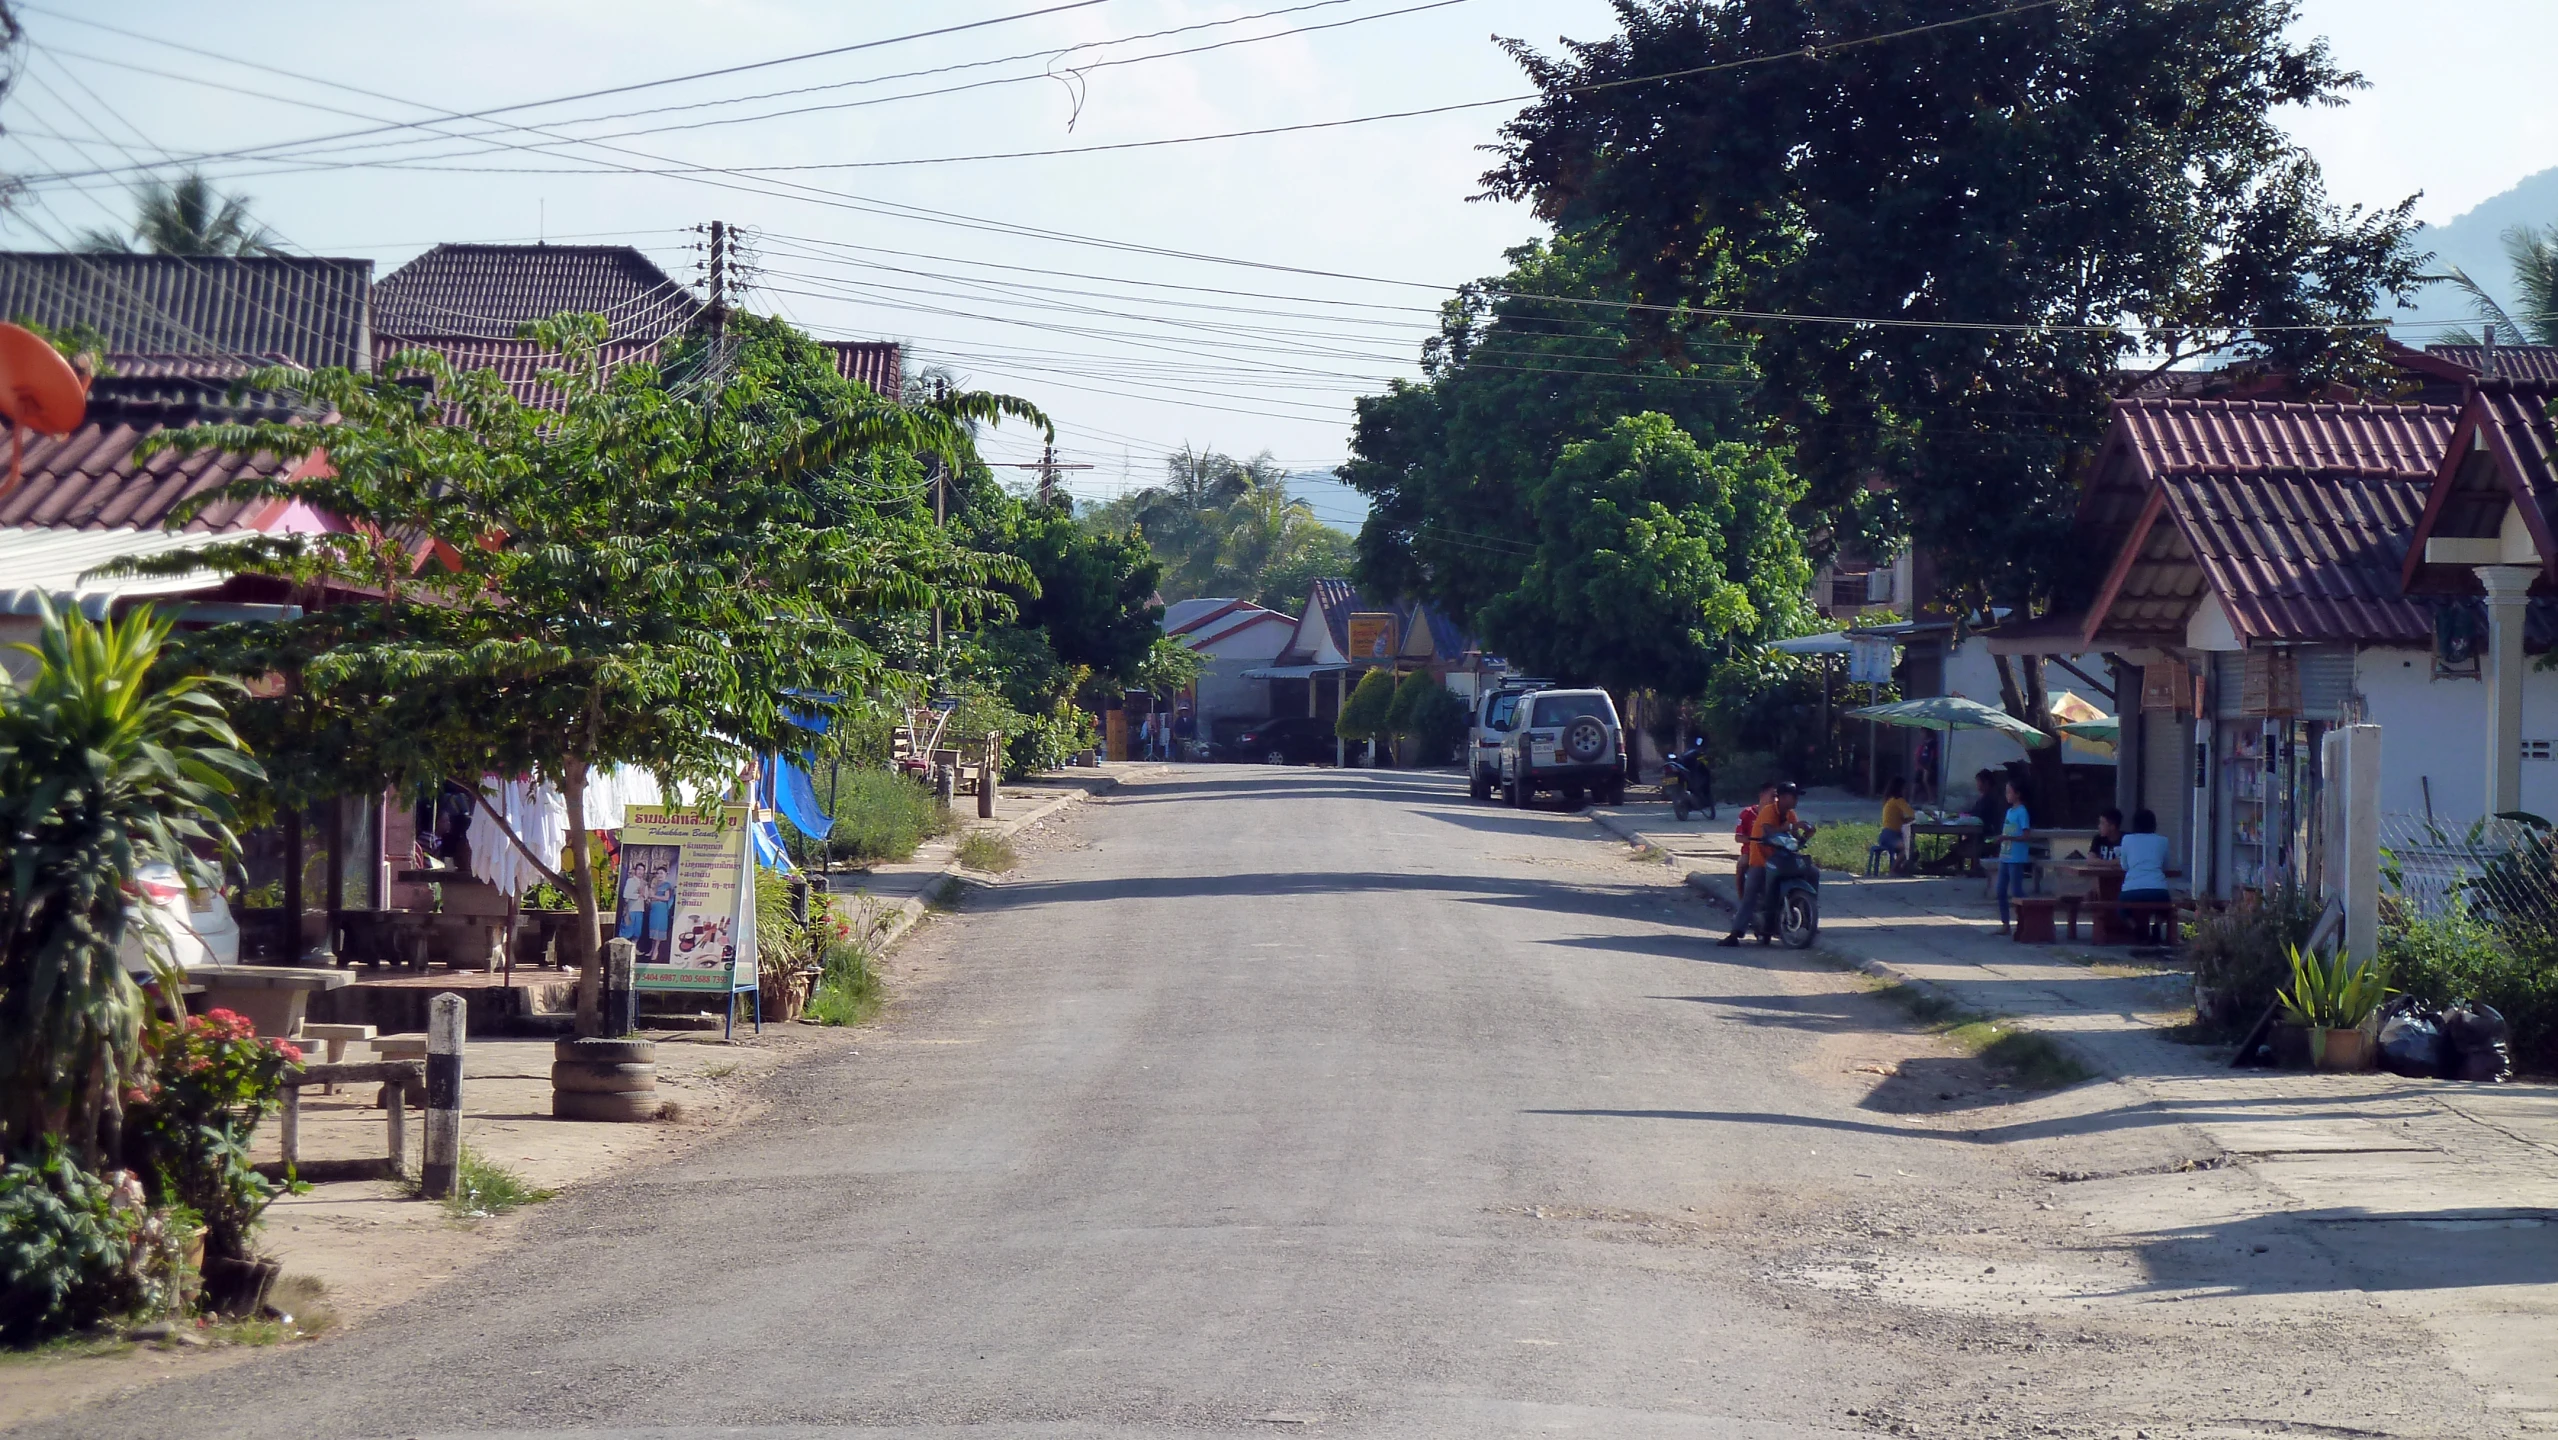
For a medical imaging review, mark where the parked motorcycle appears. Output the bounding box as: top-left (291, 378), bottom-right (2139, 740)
top-left (1752, 832), bottom-right (1821, 948)
top-left (1661, 746), bottom-right (1715, 823)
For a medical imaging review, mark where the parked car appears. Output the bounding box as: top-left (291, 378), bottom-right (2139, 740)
top-left (1468, 678), bottom-right (1552, 801)
top-left (1231, 714), bottom-right (1338, 766)
top-left (1498, 688), bottom-right (1626, 808)
top-left (117, 860), bottom-right (241, 976)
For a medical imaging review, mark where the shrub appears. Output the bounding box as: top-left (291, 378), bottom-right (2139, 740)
top-left (803, 898), bottom-right (885, 1027)
top-left (1336, 668), bottom-right (1397, 743)
top-left (824, 770), bottom-right (953, 866)
top-left (441, 1148), bottom-right (551, 1219)
top-left (0, 1145), bottom-right (160, 1344)
top-left (2383, 910), bottom-right (2558, 1075)
top-left (1386, 673), bottom-right (1469, 765)
top-left (955, 831), bottom-right (1019, 873)
top-left (125, 1010), bottom-right (297, 1262)
top-left (2184, 884), bottom-right (2322, 1032)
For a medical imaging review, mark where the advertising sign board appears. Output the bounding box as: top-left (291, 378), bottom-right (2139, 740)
top-left (615, 804), bottom-right (759, 996)
top-left (1347, 612), bottom-right (1399, 660)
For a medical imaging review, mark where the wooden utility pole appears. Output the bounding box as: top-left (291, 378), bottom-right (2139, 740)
top-left (705, 220), bottom-right (729, 341)
top-left (992, 445), bottom-right (1093, 506)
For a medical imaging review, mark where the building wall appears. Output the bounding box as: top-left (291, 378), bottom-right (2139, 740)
top-left (1185, 619), bottom-right (1293, 729)
top-left (2353, 645), bottom-right (2558, 822)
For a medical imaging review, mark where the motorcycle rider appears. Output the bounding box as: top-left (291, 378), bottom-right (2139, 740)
top-left (1669, 734), bottom-right (1716, 820)
top-left (1720, 782), bottom-right (1812, 946)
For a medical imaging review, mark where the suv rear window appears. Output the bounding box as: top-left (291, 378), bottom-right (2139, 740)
top-left (1530, 694), bottom-right (1613, 728)
top-left (1484, 693), bottom-right (1523, 730)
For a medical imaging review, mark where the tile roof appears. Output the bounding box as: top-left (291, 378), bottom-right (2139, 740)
top-left (2158, 469), bottom-right (2436, 646)
top-left (2401, 378), bottom-right (2558, 595)
top-left (825, 340), bottom-right (900, 395)
top-left (2111, 397), bottom-right (2454, 478)
top-left (0, 253), bottom-right (371, 370)
top-left (0, 374), bottom-right (318, 533)
top-left (2424, 344), bottom-right (2558, 385)
top-left (1306, 576), bottom-right (1368, 657)
top-left (372, 244), bottom-right (699, 344)
top-left (382, 335), bottom-right (668, 410)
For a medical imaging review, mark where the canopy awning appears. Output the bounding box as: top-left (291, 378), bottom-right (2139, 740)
top-left (1772, 631), bottom-right (1852, 656)
top-left (1846, 694), bottom-right (2055, 749)
top-left (1241, 663), bottom-right (1352, 680)
top-left (0, 526), bottom-right (226, 618)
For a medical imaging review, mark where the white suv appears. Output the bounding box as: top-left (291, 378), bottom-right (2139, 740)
top-left (1498, 688), bottom-right (1626, 809)
top-left (1468, 679), bottom-right (1551, 801)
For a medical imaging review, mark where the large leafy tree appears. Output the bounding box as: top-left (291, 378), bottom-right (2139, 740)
top-left (1481, 0), bottom-right (2424, 609)
top-left (1342, 234), bottom-right (1755, 628)
top-left (74, 171), bottom-right (280, 257)
top-left (990, 500), bottom-right (1163, 685)
top-left (136, 315), bottom-right (1037, 1030)
top-left (1480, 412), bottom-right (1810, 697)
top-left (1089, 446), bottom-right (1353, 606)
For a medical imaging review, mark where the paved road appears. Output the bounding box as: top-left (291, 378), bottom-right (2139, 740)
top-left (30, 768), bottom-right (2493, 1439)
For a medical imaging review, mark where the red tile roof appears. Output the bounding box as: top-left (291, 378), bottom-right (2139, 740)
top-left (373, 244), bottom-right (699, 344)
top-left (0, 378), bottom-right (320, 532)
top-left (2158, 469), bottom-right (2435, 645)
top-left (2111, 398), bottom-right (2453, 478)
top-left (824, 340), bottom-right (900, 395)
top-left (2424, 344), bottom-right (2558, 385)
top-left (381, 336), bottom-right (668, 410)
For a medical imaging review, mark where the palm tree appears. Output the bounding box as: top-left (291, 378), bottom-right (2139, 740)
top-left (72, 172), bottom-right (281, 257)
top-left (2439, 224), bottom-right (2558, 346)
top-left (0, 601), bottom-right (258, 1166)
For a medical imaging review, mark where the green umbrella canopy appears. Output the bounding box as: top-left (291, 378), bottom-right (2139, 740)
top-left (2058, 716), bottom-right (2119, 745)
top-left (1845, 695), bottom-right (2056, 749)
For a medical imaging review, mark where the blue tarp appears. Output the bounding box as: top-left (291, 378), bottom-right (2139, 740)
top-left (771, 752), bottom-right (832, 839)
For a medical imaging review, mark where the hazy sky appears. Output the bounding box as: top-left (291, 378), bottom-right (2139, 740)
top-left (9, 1), bottom-right (2547, 520)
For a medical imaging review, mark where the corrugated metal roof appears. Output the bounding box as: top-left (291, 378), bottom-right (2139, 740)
top-left (0, 379), bottom-right (314, 532)
top-left (0, 526), bottom-right (226, 616)
top-left (0, 253), bottom-right (370, 370)
top-left (2113, 397), bottom-right (2455, 478)
top-left (372, 244), bottom-right (699, 344)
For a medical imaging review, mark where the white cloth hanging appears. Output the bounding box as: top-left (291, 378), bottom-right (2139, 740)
top-left (580, 766), bottom-right (664, 832)
top-left (464, 777), bottom-right (572, 897)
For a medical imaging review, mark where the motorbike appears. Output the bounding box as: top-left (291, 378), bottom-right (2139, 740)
top-left (1661, 748), bottom-right (1715, 822)
top-left (1752, 831), bottom-right (1821, 948)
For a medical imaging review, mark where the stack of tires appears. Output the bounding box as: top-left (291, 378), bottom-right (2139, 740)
top-left (552, 1036), bottom-right (659, 1122)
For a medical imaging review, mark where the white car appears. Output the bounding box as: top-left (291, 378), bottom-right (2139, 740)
top-left (1468, 679), bottom-right (1552, 801)
top-left (1498, 688), bottom-right (1627, 809)
top-left (118, 861), bottom-right (241, 976)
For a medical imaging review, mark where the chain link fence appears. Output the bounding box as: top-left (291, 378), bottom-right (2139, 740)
top-left (2375, 810), bottom-right (2558, 924)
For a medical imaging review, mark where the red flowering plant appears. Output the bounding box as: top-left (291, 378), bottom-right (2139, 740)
top-left (123, 1010), bottom-right (300, 1263)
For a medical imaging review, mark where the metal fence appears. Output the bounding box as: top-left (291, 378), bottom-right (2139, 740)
top-left (2375, 810), bottom-right (2558, 923)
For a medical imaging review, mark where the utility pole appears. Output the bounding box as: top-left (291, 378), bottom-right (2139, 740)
top-left (705, 220), bottom-right (729, 341)
top-left (991, 444), bottom-right (1093, 507)
top-left (930, 377), bottom-right (947, 654)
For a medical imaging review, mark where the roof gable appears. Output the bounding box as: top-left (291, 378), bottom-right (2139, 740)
top-left (0, 252), bottom-right (372, 370)
top-left (373, 243), bottom-right (699, 344)
top-left (2403, 379), bottom-right (2558, 594)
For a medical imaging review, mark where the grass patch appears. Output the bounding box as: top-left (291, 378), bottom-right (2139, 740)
top-left (955, 830), bottom-right (1019, 873)
top-left (1869, 980), bottom-right (2093, 1090)
top-left (804, 935), bottom-right (885, 1027)
top-left (1805, 821), bottom-right (1882, 873)
top-left (1626, 843), bottom-right (1669, 865)
top-left (825, 770), bottom-right (955, 866)
top-left (440, 1147), bottom-right (552, 1218)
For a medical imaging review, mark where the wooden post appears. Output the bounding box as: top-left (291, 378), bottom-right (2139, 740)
top-left (602, 938), bottom-right (637, 1038)
top-left (421, 992), bottom-right (464, 1199)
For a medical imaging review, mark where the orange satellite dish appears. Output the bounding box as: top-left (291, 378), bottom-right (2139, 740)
top-left (0, 322), bottom-right (87, 435)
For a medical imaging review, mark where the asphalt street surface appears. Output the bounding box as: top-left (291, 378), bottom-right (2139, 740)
top-left (26, 767), bottom-right (2499, 1439)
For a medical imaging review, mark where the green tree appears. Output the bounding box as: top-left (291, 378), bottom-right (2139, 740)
top-left (993, 501), bottom-right (1163, 687)
top-left (135, 315), bottom-right (1035, 1030)
top-left (1383, 669), bottom-right (1468, 767)
top-left (1342, 234), bottom-right (1755, 627)
top-left (73, 172), bottom-right (280, 257)
top-left (1336, 667), bottom-right (1398, 746)
top-left (1482, 0), bottom-right (2423, 610)
top-left (1480, 413), bottom-right (1811, 698)
top-left (2441, 225), bottom-right (2558, 346)
top-left (0, 603), bottom-right (258, 1164)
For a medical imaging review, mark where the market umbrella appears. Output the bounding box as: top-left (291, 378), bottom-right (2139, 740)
top-left (1845, 694), bottom-right (2056, 749)
top-left (2058, 716), bottom-right (2120, 756)
top-left (2046, 689), bottom-right (2107, 725)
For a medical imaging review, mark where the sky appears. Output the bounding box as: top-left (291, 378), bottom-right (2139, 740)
top-left (8, 1), bottom-right (2551, 525)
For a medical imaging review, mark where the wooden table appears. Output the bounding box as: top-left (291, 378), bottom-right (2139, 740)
top-left (1908, 820), bottom-right (1984, 875)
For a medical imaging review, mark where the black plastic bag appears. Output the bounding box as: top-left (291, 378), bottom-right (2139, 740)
top-left (2439, 1001), bottom-right (2514, 1084)
top-left (2377, 1009), bottom-right (2446, 1079)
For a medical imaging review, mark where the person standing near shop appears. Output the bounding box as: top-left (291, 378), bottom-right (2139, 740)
top-left (1995, 779), bottom-right (2034, 935)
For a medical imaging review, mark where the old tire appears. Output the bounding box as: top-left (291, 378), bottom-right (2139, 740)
top-left (550, 1060), bottom-right (657, 1094)
top-left (556, 1037), bottom-right (655, 1064)
top-left (554, 1089), bottom-right (663, 1123)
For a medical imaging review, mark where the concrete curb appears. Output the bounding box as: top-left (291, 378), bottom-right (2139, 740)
top-left (864, 765), bottom-right (1164, 955)
top-left (1586, 806), bottom-right (2124, 1080)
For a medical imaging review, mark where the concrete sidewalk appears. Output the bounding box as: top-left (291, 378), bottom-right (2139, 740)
top-left (1589, 797), bottom-right (2558, 1214)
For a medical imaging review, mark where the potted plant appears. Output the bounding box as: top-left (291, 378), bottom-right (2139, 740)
top-left (2275, 944), bottom-right (2391, 1071)
top-left (125, 1010), bottom-right (301, 1315)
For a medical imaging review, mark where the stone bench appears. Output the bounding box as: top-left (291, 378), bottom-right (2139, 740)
top-left (260, 1060), bottom-right (423, 1183)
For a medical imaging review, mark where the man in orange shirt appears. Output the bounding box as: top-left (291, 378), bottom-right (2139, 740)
top-left (1720, 781), bottom-right (1787, 945)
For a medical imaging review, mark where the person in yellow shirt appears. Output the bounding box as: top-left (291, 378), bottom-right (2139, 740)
top-left (1876, 775), bottom-right (1914, 874)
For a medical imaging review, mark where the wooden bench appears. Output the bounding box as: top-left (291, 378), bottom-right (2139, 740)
top-left (259, 1060), bottom-right (423, 1183)
top-left (2010, 896), bottom-right (2060, 944)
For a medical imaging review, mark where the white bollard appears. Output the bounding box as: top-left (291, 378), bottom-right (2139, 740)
top-left (421, 992), bottom-right (465, 1199)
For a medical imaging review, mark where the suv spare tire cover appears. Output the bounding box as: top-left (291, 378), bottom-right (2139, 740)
top-left (1564, 717), bottom-right (1609, 762)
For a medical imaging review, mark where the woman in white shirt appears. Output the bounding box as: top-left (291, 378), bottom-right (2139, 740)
top-left (2116, 808), bottom-right (2173, 903)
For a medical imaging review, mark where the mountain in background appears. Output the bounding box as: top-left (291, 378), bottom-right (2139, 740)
top-left (1285, 468), bottom-right (1369, 534)
top-left (2396, 167), bottom-right (2558, 340)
